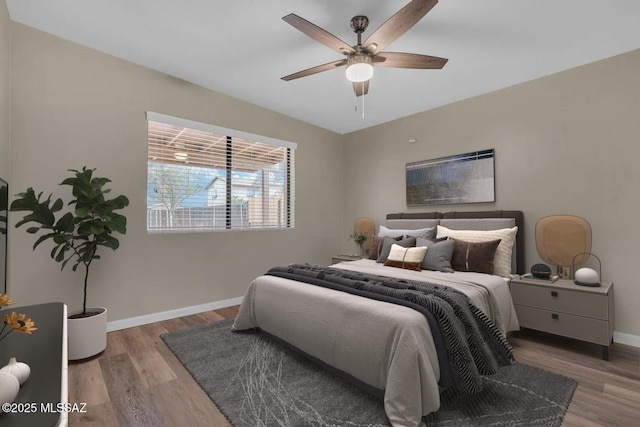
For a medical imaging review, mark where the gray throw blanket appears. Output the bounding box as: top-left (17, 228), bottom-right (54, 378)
top-left (266, 264), bottom-right (514, 396)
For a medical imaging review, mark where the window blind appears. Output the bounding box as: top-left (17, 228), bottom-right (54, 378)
top-left (146, 112), bottom-right (296, 232)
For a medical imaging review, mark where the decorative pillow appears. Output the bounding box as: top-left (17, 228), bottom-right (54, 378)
top-left (376, 237), bottom-right (416, 264)
top-left (403, 227), bottom-right (437, 240)
top-left (436, 225), bottom-right (517, 277)
top-left (416, 237), bottom-right (455, 272)
top-left (368, 235), bottom-right (401, 260)
top-left (450, 238), bottom-right (501, 274)
top-left (384, 244), bottom-right (428, 272)
top-left (378, 225), bottom-right (435, 240)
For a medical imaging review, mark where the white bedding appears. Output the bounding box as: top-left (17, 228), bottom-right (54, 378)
top-left (332, 259), bottom-right (520, 336)
top-left (233, 259), bottom-right (519, 427)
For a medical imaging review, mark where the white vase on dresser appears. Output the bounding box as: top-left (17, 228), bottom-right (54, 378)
top-left (0, 370), bottom-right (20, 406)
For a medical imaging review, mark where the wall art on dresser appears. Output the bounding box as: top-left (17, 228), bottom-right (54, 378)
top-left (406, 149), bottom-right (495, 206)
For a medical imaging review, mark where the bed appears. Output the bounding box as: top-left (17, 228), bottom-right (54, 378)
top-left (232, 210), bottom-right (523, 427)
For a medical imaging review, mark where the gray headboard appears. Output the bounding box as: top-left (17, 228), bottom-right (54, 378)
top-left (386, 210), bottom-right (525, 274)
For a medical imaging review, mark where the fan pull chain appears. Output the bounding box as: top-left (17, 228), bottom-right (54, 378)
top-left (361, 82), bottom-right (365, 119)
top-left (353, 83), bottom-right (365, 119)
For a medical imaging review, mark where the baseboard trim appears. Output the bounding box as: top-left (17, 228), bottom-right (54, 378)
top-left (106, 296), bottom-right (244, 332)
top-left (614, 331), bottom-right (640, 348)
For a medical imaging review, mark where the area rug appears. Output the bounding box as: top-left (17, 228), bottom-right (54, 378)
top-left (161, 319), bottom-right (577, 427)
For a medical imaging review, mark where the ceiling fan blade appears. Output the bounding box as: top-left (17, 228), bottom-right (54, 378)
top-left (353, 80), bottom-right (370, 97)
top-left (374, 52), bottom-right (447, 69)
top-left (283, 14), bottom-right (356, 55)
top-left (281, 59), bottom-right (348, 81)
top-left (362, 0), bottom-right (438, 54)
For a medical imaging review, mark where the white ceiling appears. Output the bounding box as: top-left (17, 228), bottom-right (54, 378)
top-left (6, 0), bottom-right (640, 134)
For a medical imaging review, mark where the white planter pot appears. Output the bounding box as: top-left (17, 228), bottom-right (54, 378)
top-left (67, 307), bottom-right (107, 361)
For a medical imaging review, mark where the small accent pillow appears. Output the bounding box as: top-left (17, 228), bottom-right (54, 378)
top-left (378, 225), bottom-right (436, 240)
top-left (416, 237), bottom-right (455, 273)
top-left (384, 244), bottom-right (428, 271)
top-left (450, 238), bottom-right (501, 274)
top-left (403, 227), bottom-right (437, 240)
top-left (436, 225), bottom-right (517, 277)
top-left (376, 237), bottom-right (417, 263)
top-left (368, 235), bottom-right (402, 260)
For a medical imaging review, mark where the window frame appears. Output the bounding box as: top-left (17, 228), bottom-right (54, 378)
top-left (146, 111), bottom-right (296, 234)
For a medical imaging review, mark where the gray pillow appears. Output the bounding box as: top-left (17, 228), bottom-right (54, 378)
top-left (416, 237), bottom-right (455, 272)
top-left (368, 234), bottom-right (401, 260)
top-left (404, 226), bottom-right (437, 240)
top-left (376, 236), bottom-right (416, 263)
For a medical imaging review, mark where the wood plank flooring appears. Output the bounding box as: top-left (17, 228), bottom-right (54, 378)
top-left (69, 306), bottom-right (640, 426)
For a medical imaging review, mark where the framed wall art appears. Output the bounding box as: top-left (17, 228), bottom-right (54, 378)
top-left (406, 149), bottom-right (495, 206)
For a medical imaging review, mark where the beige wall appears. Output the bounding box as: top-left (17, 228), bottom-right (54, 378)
top-left (6, 16), bottom-right (640, 341)
top-left (8, 23), bottom-right (343, 322)
top-left (343, 49), bottom-right (640, 339)
top-left (0, 1), bottom-right (9, 178)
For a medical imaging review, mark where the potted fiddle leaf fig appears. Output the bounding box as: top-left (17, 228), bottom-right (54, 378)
top-left (10, 167), bottom-right (129, 360)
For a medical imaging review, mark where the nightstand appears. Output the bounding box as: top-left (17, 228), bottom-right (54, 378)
top-left (331, 254), bottom-right (363, 264)
top-left (510, 277), bottom-right (615, 360)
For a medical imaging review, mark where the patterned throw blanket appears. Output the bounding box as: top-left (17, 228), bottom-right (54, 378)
top-left (266, 264), bottom-right (514, 395)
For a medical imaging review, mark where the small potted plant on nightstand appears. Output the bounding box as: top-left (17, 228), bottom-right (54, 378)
top-left (10, 167), bottom-right (129, 360)
top-left (349, 230), bottom-right (368, 257)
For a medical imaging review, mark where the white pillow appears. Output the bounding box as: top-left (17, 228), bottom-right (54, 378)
top-left (378, 225), bottom-right (434, 239)
top-left (384, 244), bottom-right (428, 271)
top-left (436, 225), bottom-right (517, 277)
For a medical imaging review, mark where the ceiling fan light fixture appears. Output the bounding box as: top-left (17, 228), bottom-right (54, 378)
top-left (346, 55), bottom-right (373, 82)
top-left (282, 2), bottom-right (447, 95)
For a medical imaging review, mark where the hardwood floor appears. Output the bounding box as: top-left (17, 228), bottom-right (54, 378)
top-left (69, 307), bottom-right (238, 427)
top-left (509, 330), bottom-right (640, 427)
top-left (69, 306), bottom-right (640, 426)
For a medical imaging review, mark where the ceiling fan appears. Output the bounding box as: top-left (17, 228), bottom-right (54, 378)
top-left (281, 0), bottom-right (448, 97)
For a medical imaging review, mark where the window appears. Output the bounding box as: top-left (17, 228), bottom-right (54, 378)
top-left (146, 112), bottom-right (296, 232)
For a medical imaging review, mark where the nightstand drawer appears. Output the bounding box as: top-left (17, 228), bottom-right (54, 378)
top-left (510, 282), bottom-right (609, 320)
top-left (515, 305), bottom-right (611, 345)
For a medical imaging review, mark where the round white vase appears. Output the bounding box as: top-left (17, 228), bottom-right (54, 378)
top-left (0, 357), bottom-right (31, 385)
top-left (67, 307), bottom-right (108, 361)
top-left (0, 371), bottom-right (20, 407)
